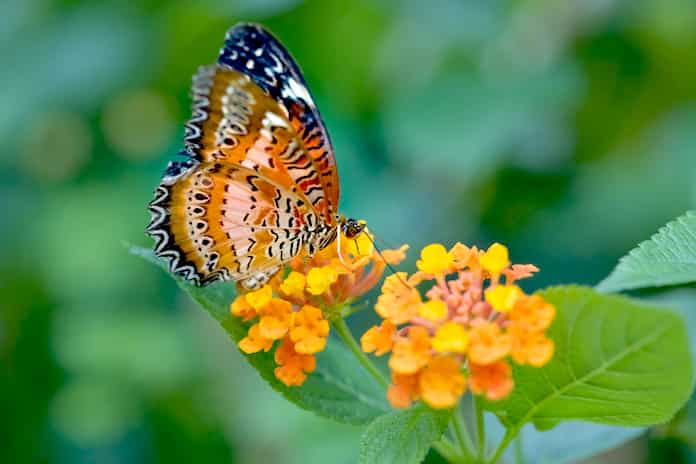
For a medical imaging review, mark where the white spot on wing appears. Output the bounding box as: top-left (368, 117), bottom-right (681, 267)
top-left (282, 77), bottom-right (315, 107)
top-left (263, 111), bottom-right (290, 129)
top-left (246, 59), bottom-right (255, 69)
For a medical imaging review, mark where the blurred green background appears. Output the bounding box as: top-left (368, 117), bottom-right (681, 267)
top-left (3, 0), bottom-right (696, 462)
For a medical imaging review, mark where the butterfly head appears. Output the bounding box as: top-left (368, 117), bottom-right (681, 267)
top-left (340, 217), bottom-right (366, 239)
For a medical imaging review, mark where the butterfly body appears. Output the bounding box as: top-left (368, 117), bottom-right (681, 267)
top-left (147, 24), bottom-right (362, 287)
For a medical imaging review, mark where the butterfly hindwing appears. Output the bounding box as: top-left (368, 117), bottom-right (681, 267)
top-left (148, 161), bottom-right (332, 285)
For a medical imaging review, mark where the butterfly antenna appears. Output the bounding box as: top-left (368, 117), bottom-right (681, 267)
top-left (363, 233), bottom-right (411, 290)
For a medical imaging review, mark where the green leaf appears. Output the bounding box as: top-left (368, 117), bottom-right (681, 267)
top-left (130, 246), bottom-right (389, 424)
top-left (486, 286), bottom-right (693, 433)
top-left (358, 405), bottom-right (451, 464)
top-left (597, 211), bottom-right (696, 292)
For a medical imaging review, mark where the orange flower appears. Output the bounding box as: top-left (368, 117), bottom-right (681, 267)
top-left (509, 294), bottom-right (556, 332)
top-left (510, 326), bottom-right (554, 367)
top-left (381, 245), bottom-right (410, 265)
top-left (363, 241), bottom-right (555, 408)
top-left (231, 228), bottom-right (407, 388)
top-left (469, 360), bottom-right (514, 400)
top-left (230, 297), bottom-right (256, 321)
top-left (419, 357), bottom-right (466, 409)
top-left (389, 326), bottom-right (432, 374)
top-left (274, 337), bottom-right (316, 387)
top-left (290, 305), bottom-right (330, 354)
top-left (258, 298), bottom-right (293, 340)
top-left (245, 284), bottom-right (273, 310)
top-left (387, 372), bottom-right (420, 409)
top-left (361, 320), bottom-right (396, 356)
top-left (239, 324), bottom-right (274, 354)
top-left (468, 322), bottom-right (512, 365)
top-left (375, 273), bottom-right (421, 324)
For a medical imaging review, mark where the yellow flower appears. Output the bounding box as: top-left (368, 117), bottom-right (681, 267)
top-left (245, 284), bottom-right (273, 310)
top-left (230, 296), bottom-right (256, 321)
top-left (416, 244), bottom-right (454, 275)
top-left (363, 240), bottom-right (556, 407)
top-left (258, 298), bottom-right (294, 340)
top-left (306, 266), bottom-right (339, 295)
top-left (389, 326), bottom-right (432, 374)
top-left (274, 337), bottom-right (316, 386)
top-left (468, 322), bottom-right (511, 365)
top-left (485, 284), bottom-right (522, 313)
top-left (419, 357), bottom-right (467, 409)
top-left (345, 228), bottom-right (374, 258)
top-left (419, 300), bottom-right (448, 321)
top-left (239, 324), bottom-right (274, 354)
top-left (432, 322), bottom-right (469, 354)
top-left (290, 305), bottom-right (330, 354)
top-left (469, 360), bottom-right (514, 401)
top-left (361, 320), bottom-right (396, 356)
top-left (375, 273), bottom-right (422, 324)
top-left (479, 243), bottom-right (509, 276)
top-left (280, 271), bottom-right (306, 299)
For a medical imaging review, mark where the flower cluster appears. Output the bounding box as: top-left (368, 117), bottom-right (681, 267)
top-left (230, 228), bottom-right (408, 387)
top-left (361, 242), bottom-right (555, 409)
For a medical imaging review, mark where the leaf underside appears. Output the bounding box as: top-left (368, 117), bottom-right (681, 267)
top-left (131, 245), bottom-right (388, 424)
top-left (358, 405), bottom-right (451, 464)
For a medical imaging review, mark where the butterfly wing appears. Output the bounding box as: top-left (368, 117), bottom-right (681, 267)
top-left (147, 23), bottom-right (340, 286)
top-left (148, 161), bottom-right (332, 286)
top-left (217, 23), bottom-right (340, 221)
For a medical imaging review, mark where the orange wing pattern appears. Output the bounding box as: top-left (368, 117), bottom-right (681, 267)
top-left (147, 24), bottom-right (340, 287)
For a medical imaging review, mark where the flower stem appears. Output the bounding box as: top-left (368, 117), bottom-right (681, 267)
top-left (488, 429), bottom-right (515, 464)
top-left (474, 395), bottom-right (486, 460)
top-left (452, 405), bottom-right (476, 461)
top-left (332, 317), bottom-right (389, 389)
top-left (433, 438), bottom-right (465, 463)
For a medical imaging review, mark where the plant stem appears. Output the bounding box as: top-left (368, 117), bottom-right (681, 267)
top-left (488, 429), bottom-right (515, 464)
top-left (332, 317), bottom-right (389, 389)
top-left (514, 436), bottom-right (525, 464)
top-left (474, 395), bottom-right (486, 460)
top-left (452, 405), bottom-right (476, 461)
top-left (433, 438), bottom-right (464, 463)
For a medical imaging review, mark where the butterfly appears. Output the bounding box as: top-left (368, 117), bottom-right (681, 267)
top-left (147, 23), bottom-right (365, 288)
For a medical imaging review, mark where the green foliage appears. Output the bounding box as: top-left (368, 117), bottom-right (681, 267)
top-left (487, 286), bottom-right (693, 434)
top-left (598, 211), bottom-right (696, 292)
top-left (130, 246), bottom-right (388, 425)
top-left (358, 405), bottom-right (451, 464)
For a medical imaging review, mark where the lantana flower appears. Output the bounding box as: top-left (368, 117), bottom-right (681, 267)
top-left (361, 242), bottom-right (556, 409)
top-left (230, 228), bottom-right (407, 387)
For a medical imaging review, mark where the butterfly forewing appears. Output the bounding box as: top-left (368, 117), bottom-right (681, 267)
top-left (147, 23), bottom-right (340, 286)
top-left (218, 24), bottom-right (340, 220)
